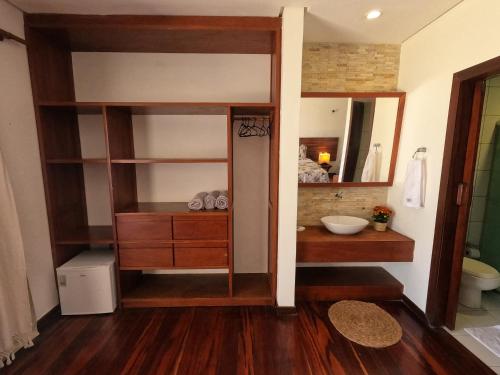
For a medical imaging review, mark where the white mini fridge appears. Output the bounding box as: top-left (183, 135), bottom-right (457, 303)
top-left (56, 249), bottom-right (117, 315)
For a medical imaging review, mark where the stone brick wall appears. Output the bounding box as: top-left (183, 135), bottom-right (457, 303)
top-left (302, 43), bottom-right (400, 92)
top-left (298, 187), bottom-right (388, 226)
top-left (298, 42), bottom-right (400, 225)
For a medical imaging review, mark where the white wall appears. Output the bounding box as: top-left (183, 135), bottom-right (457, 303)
top-left (370, 97), bottom-right (399, 181)
top-left (385, 0), bottom-right (500, 310)
top-left (299, 98), bottom-right (349, 171)
top-left (73, 52), bottom-right (271, 273)
top-left (72, 53), bottom-right (270, 102)
top-left (0, 0), bottom-right (58, 318)
top-left (276, 7), bottom-right (304, 307)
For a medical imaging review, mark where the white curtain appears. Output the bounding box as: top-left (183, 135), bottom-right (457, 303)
top-left (0, 150), bottom-right (38, 367)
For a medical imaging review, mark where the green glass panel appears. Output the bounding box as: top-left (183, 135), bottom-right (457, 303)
top-left (481, 125), bottom-right (500, 270)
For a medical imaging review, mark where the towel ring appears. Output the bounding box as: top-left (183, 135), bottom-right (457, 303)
top-left (413, 147), bottom-right (427, 159)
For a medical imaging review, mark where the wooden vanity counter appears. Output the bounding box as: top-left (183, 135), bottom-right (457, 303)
top-left (297, 225), bottom-right (414, 262)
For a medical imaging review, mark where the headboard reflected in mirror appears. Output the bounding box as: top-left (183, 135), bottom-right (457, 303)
top-left (299, 91), bottom-right (405, 187)
top-left (298, 137), bottom-right (339, 183)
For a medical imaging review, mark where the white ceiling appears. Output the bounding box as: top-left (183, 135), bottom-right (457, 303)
top-left (9, 0), bottom-right (463, 44)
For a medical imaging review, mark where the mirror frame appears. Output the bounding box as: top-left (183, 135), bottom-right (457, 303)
top-left (299, 91), bottom-right (406, 187)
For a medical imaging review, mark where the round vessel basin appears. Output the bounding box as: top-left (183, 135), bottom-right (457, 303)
top-left (320, 215), bottom-right (369, 235)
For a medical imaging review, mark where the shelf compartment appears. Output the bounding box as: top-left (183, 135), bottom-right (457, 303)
top-left (111, 158), bottom-right (227, 164)
top-left (55, 225), bottom-right (114, 245)
top-left (232, 273), bottom-right (272, 303)
top-left (25, 15), bottom-right (280, 54)
top-left (295, 267), bottom-right (403, 301)
top-left (115, 202), bottom-right (228, 216)
top-left (297, 226), bottom-right (414, 263)
top-left (121, 274), bottom-right (229, 307)
top-left (46, 158), bottom-right (107, 164)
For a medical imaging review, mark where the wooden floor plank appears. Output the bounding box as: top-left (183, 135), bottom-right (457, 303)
top-left (2, 302), bottom-right (494, 375)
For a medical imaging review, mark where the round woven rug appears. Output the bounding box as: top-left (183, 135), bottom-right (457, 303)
top-left (328, 300), bottom-right (402, 348)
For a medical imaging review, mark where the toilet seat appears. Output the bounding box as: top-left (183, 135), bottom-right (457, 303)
top-left (463, 257), bottom-right (499, 279)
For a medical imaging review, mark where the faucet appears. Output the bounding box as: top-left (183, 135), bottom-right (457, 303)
top-left (335, 191), bottom-right (344, 200)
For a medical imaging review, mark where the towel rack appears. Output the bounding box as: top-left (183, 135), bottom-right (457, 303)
top-left (0, 28), bottom-right (26, 45)
top-left (413, 147), bottom-right (427, 159)
top-left (234, 116), bottom-right (271, 137)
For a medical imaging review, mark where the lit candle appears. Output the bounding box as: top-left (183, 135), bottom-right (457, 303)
top-left (318, 152), bottom-right (330, 164)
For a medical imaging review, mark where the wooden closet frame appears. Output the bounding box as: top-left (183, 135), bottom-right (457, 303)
top-left (24, 14), bottom-right (281, 308)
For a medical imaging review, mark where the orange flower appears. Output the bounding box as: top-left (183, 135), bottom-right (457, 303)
top-left (372, 206), bottom-right (393, 223)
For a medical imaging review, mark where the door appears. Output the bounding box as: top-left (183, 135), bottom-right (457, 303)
top-left (445, 81), bottom-right (486, 327)
top-left (343, 101), bottom-right (365, 182)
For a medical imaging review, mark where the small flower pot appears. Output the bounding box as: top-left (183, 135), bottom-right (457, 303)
top-left (373, 222), bottom-right (388, 232)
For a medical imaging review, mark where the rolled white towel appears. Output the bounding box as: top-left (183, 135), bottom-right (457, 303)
top-left (188, 192), bottom-right (208, 211)
top-left (204, 190), bottom-right (220, 210)
top-left (215, 190), bottom-right (229, 210)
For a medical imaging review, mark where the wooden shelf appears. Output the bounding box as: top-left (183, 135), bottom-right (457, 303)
top-left (121, 273), bottom-right (273, 307)
top-left (115, 202), bottom-right (229, 216)
top-left (122, 274), bottom-right (229, 307)
top-left (25, 15), bottom-right (280, 54)
top-left (111, 158), bottom-right (227, 164)
top-left (297, 226), bottom-right (414, 263)
top-left (46, 158), bottom-right (107, 164)
top-left (38, 101), bottom-right (275, 116)
top-left (231, 104), bottom-right (275, 116)
top-left (55, 225), bottom-right (114, 245)
top-left (37, 102), bottom-right (103, 114)
top-left (295, 267), bottom-right (403, 301)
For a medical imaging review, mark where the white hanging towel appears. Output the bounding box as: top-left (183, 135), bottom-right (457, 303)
top-left (404, 159), bottom-right (426, 208)
top-left (361, 150), bottom-right (377, 182)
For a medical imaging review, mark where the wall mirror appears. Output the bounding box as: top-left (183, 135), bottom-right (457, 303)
top-left (298, 92), bottom-right (405, 187)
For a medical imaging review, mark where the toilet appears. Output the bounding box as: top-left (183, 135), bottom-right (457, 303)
top-left (459, 257), bottom-right (500, 308)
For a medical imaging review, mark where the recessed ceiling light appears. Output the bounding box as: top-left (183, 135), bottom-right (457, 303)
top-left (366, 9), bottom-right (382, 20)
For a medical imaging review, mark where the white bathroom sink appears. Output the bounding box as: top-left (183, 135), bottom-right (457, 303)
top-left (320, 216), bottom-right (369, 235)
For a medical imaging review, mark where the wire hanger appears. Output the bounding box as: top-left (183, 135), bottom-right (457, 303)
top-left (236, 116), bottom-right (271, 137)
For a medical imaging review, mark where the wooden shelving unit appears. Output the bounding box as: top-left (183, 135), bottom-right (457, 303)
top-left (295, 267), bottom-right (404, 301)
top-left (295, 227), bottom-right (413, 301)
top-left (25, 14), bottom-right (281, 308)
top-left (297, 226), bottom-right (414, 262)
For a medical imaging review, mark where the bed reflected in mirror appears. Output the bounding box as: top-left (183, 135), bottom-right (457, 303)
top-left (298, 92), bottom-right (405, 186)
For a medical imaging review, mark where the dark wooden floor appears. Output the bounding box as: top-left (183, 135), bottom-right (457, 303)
top-left (3, 301), bottom-right (493, 375)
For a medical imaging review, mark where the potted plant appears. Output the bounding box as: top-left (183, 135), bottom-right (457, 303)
top-left (372, 206), bottom-right (393, 232)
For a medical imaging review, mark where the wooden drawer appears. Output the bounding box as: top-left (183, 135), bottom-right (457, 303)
top-left (174, 246), bottom-right (228, 268)
top-left (117, 215), bottom-right (172, 242)
top-left (173, 216), bottom-right (227, 240)
top-left (119, 246), bottom-right (173, 269)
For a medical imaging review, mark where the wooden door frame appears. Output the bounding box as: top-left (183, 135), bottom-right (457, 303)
top-left (426, 55), bottom-right (500, 328)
